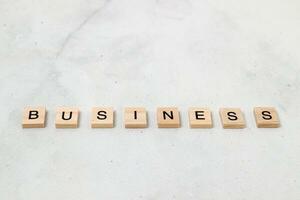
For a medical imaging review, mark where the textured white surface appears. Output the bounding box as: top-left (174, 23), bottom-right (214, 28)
top-left (1, 0), bottom-right (300, 199)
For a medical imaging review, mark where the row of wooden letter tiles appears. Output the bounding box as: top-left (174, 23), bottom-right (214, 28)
top-left (22, 107), bottom-right (280, 129)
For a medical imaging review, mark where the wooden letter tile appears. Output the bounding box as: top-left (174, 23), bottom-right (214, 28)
top-left (22, 107), bottom-right (46, 128)
top-left (254, 107), bottom-right (280, 128)
top-left (55, 107), bottom-right (79, 128)
top-left (157, 107), bottom-right (181, 128)
top-left (189, 107), bottom-right (213, 128)
top-left (91, 107), bottom-right (114, 128)
top-left (124, 107), bottom-right (147, 128)
top-left (219, 108), bottom-right (246, 129)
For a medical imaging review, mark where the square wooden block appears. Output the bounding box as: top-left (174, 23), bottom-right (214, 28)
top-left (219, 108), bottom-right (246, 129)
top-left (55, 107), bottom-right (79, 128)
top-left (254, 107), bottom-right (280, 128)
top-left (22, 107), bottom-right (46, 128)
top-left (157, 107), bottom-right (181, 128)
top-left (189, 107), bottom-right (213, 128)
top-left (124, 107), bottom-right (148, 128)
top-left (91, 107), bottom-right (114, 128)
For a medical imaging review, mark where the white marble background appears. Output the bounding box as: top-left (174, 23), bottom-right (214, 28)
top-left (0, 0), bottom-right (300, 199)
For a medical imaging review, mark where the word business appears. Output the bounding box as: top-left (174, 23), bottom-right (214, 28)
top-left (22, 107), bottom-right (281, 129)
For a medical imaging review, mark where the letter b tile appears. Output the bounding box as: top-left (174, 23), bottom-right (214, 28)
top-left (22, 107), bottom-right (46, 128)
